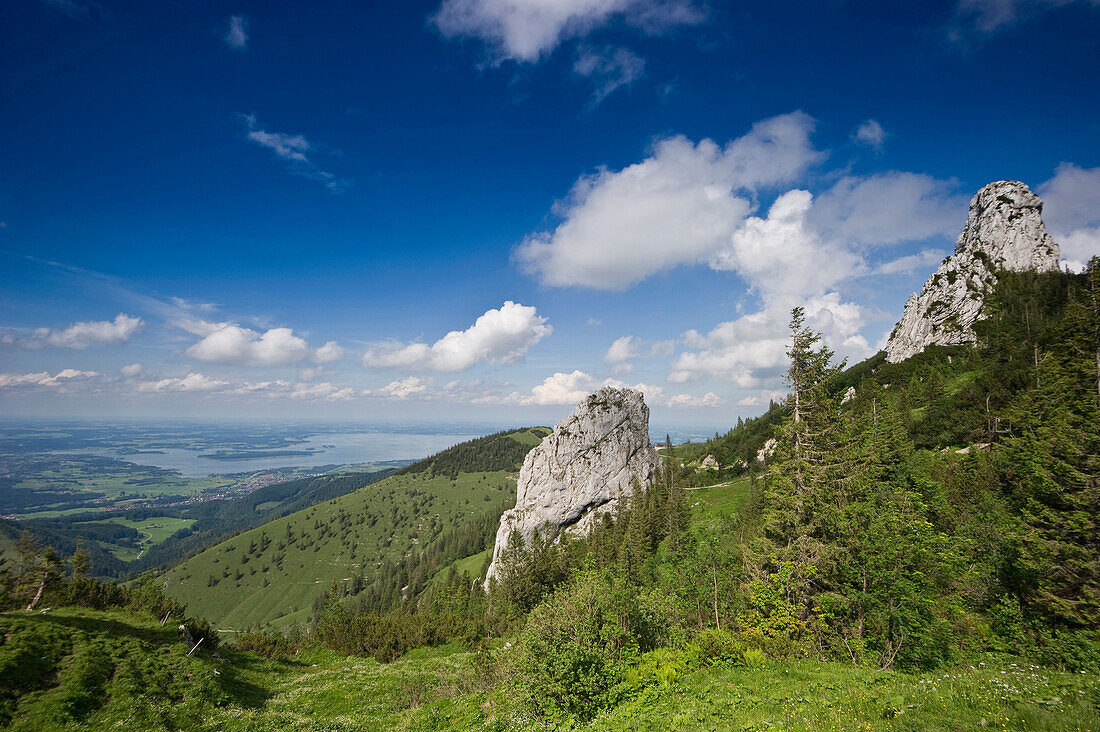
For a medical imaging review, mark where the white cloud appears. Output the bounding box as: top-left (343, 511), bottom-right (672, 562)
top-left (670, 293), bottom-right (872, 385)
top-left (4, 313), bottom-right (144, 350)
top-left (289, 382), bottom-right (356, 401)
top-left (376, 376), bottom-right (430, 400)
top-left (515, 112), bottom-right (822, 289)
top-left (186, 325), bottom-right (339, 367)
top-left (710, 189), bottom-right (862, 301)
top-left (808, 173), bottom-right (966, 247)
top-left (362, 301), bottom-right (552, 372)
top-left (603, 334), bottom-right (674, 373)
top-left (119, 363), bottom-right (143, 378)
top-left (876, 248), bottom-right (948, 276)
top-left (515, 114), bottom-right (967, 296)
top-left (223, 15), bottom-right (249, 50)
top-left (574, 46), bottom-right (645, 104)
top-left (297, 366), bottom-right (336, 382)
top-left (137, 373), bottom-right (229, 393)
top-left (0, 369), bottom-right (100, 389)
top-left (314, 341), bottom-right (345, 363)
top-left (852, 119), bottom-right (886, 149)
top-left (665, 391), bottom-right (723, 407)
top-left (604, 335), bottom-right (640, 364)
top-left (517, 370), bottom-right (664, 405)
top-left (432, 0), bottom-right (704, 63)
top-left (1038, 163), bottom-right (1100, 271)
top-left (243, 115), bottom-right (349, 192)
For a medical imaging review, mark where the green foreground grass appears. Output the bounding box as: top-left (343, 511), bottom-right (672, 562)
top-left (3, 607), bottom-right (1096, 731)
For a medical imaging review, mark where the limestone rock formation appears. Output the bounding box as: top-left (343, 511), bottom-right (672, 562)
top-left (698, 454), bottom-right (720, 472)
top-left (884, 181), bottom-right (1061, 363)
top-left (485, 387), bottom-right (660, 586)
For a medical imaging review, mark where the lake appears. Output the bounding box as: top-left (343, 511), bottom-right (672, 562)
top-left (55, 430), bottom-right (482, 477)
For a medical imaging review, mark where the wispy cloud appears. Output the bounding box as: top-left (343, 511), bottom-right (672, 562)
top-left (242, 114), bottom-right (350, 191)
top-left (38, 0), bottom-right (97, 21)
top-left (950, 0), bottom-right (1098, 38)
top-left (574, 46), bottom-right (645, 105)
top-left (852, 119), bottom-right (887, 150)
top-left (432, 0), bottom-right (705, 64)
top-left (222, 15), bottom-right (249, 50)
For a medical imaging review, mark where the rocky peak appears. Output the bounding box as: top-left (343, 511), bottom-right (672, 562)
top-left (884, 180), bottom-right (1061, 363)
top-left (484, 387), bottom-right (660, 586)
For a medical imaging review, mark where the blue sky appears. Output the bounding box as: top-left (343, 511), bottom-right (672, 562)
top-left (1, 0), bottom-right (1098, 426)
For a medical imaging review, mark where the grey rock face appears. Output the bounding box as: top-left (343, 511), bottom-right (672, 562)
top-left (884, 181), bottom-right (1061, 363)
top-left (485, 387), bottom-right (660, 586)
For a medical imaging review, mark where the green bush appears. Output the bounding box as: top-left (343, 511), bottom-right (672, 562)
top-left (515, 570), bottom-right (670, 723)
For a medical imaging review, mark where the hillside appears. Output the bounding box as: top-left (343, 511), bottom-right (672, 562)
top-left (164, 429), bottom-right (549, 632)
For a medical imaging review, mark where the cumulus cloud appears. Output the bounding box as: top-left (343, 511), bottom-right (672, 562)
top-left (432, 0), bottom-right (704, 63)
top-left (515, 114), bottom-right (967, 296)
top-left (603, 334), bottom-right (674, 373)
top-left (665, 391), bottom-right (723, 407)
top-left (119, 363), bottom-right (143, 377)
top-left (137, 373), bottom-right (229, 393)
top-left (670, 293), bottom-right (872, 386)
top-left (222, 15), bottom-right (248, 50)
top-left (186, 324), bottom-right (340, 367)
top-left (1038, 163), bottom-right (1100, 272)
top-left (519, 370), bottom-right (665, 405)
top-left (375, 376), bottom-right (431, 400)
top-left (852, 119), bottom-right (886, 149)
top-left (515, 112), bottom-right (822, 289)
top-left (0, 369), bottom-right (100, 389)
top-left (710, 190), bottom-right (862, 301)
top-left (289, 382), bottom-right (356, 401)
top-left (574, 46), bottom-right (645, 104)
top-left (362, 301), bottom-right (552, 372)
top-left (243, 114), bottom-right (349, 191)
top-left (604, 335), bottom-right (640, 364)
top-left (314, 341), bottom-right (345, 363)
top-left (2, 313), bottom-right (144, 350)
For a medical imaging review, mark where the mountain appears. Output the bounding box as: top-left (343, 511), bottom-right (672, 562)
top-left (884, 180), bottom-right (1061, 363)
top-left (162, 428), bottom-right (548, 632)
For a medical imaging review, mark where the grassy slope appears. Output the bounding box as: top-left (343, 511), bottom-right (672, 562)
top-left (165, 469), bottom-right (516, 631)
top-left (11, 608), bottom-right (1092, 731)
top-left (82, 516), bottom-right (196, 561)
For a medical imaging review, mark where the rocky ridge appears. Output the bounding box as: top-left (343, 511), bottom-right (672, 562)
top-left (484, 387), bottom-right (660, 586)
top-left (884, 180), bottom-right (1061, 363)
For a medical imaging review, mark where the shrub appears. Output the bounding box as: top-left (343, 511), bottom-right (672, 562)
top-left (515, 570), bottom-right (669, 723)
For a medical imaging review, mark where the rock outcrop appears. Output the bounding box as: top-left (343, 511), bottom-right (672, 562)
top-left (884, 181), bottom-right (1061, 363)
top-left (484, 387), bottom-right (660, 586)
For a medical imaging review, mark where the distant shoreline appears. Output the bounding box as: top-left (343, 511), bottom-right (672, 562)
top-left (198, 450), bottom-right (319, 461)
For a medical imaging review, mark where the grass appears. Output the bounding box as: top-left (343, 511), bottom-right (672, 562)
top-left (580, 657), bottom-right (1100, 731)
top-left (165, 468), bottom-right (516, 632)
top-left (687, 475), bottom-right (753, 516)
top-left (81, 516), bottom-right (196, 561)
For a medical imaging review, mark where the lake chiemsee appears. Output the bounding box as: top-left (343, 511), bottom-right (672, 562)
top-left (55, 429), bottom-right (485, 477)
